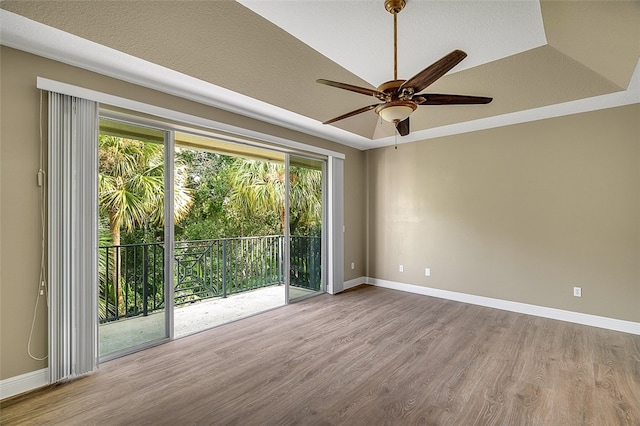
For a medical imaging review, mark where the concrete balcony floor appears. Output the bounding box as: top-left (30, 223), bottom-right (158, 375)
top-left (99, 285), bottom-right (317, 358)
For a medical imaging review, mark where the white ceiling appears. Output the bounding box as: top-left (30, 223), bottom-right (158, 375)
top-left (238, 0), bottom-right (547, 86)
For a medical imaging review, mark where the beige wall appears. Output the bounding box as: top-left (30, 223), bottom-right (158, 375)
top-left (367, 104), bottom-right (639, 322)
top-left (2, 44), bottom-right (638, 383)
top-left (344, 150), bottom-right (367, 282)
top-left (0, 46), bottom-right (367, 380)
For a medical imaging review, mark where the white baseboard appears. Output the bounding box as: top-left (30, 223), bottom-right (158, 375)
top-left (366, 277), bottom-right (640, 335)
top-left (343, 276), bottom-right (366, 291)
top-left (0, 368), bottom-right (49, 401)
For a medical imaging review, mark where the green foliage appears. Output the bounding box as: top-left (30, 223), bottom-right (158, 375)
top-left (99, 141), bottom-right (324, 318)
top-left (289, 165), bottom-right (323, 236)
top-left (99, 135), bottom-right (193, 242)
top-left (99, 134), bottom-right (193, 315)
top-left (173, 150), bottom-right (285, 240)
top-left (100, 143), bottom-right (323, 243)
top-left (225, 160), bottom-right (323, 236)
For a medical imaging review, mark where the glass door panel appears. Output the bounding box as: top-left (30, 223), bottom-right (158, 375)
top-left (172, 132), bottom-right (287, 337)
top-left (288, 156), bottom-right (324, 302)
top-left (98, 118), bottom-right (169, 359)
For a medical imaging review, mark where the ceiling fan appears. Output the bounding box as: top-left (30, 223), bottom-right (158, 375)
top-left (316, 0), bottom-right (492, 137)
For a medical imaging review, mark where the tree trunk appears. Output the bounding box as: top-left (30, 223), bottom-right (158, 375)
top-left (279, 205), bottom-right (286, 234)
top-left (109, 212), bottom-right (125, 316)
top-left (290, 214), bottom-right (300, 236)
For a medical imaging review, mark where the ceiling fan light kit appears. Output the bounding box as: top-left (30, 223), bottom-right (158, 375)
top-left (376, 101), bottom-right (416, 123)
top-left (316, 0), bottom-right (492, 137)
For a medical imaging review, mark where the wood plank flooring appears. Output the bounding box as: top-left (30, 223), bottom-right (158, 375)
top-left (2, 285), bottom-right (639, 425)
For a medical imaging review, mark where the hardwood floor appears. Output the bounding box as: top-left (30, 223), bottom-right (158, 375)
top-left (2, 285), bottom-right (639, 425)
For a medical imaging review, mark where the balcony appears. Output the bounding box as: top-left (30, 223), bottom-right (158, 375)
top-left (99, 235), bottom-right (321, 356)
top-left (100, 235), bottom-right (321, 322)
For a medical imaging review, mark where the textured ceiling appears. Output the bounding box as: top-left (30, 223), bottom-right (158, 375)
top-left (1, 0), bottom-right (639, 149)
top-left (238, 0), bottom-right (547, 86)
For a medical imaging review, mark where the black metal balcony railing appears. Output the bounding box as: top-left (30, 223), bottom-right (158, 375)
top-left (99, 235), bottom-right (321, 323)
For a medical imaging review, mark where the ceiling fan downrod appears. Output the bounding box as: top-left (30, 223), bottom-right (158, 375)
top-left (385, 0), bottom-right (406, 80)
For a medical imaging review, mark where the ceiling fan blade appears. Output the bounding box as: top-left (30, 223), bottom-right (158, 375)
top-left (322, 104), bottom-right (379, 125)
top-left (400, 50), bottom-right (467, 94)
top-left (395, 117), bottom-right (410, 136)
top-left (316, 79), bottom-right (384, 98)
top-left (416, 94), bottom-right (493, 105)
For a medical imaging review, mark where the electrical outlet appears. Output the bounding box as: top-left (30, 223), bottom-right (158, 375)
top-left (399, 265), bottom-right (404, 272)
top-left (573, 287), bottom-right (582, 297)
top-left (425, 268), bottom-right (431, 277)
top-left (351, 262), bottom-right (355, 270)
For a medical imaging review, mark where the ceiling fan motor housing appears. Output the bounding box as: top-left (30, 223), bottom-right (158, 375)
top-left (376, 79), bottom-right (414, 101)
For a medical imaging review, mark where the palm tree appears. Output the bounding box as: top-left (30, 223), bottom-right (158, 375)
top-left (226, 160), bottom-right (322, 235)
top-left (226, 159), bottom-right (322, 290)
top-left (227, 161), bottom-right (286, 233)
top-left (98, 135), bottom-right (193, 312)
top-left (289, 164), bottom-right (323, 235)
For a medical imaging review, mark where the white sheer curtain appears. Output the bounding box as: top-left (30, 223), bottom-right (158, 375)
top-left (48, 92), bottom-right (99, 383)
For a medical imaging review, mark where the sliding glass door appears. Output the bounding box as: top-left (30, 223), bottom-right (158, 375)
top-left (171, 132), bottom-right (288, 337)
top-left (97, 114), bottom-right (328, 359)
top-left (98, 118), bottom-right (170, 358)
top-left (288, 155), bottom-right (325, 302)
